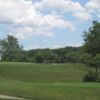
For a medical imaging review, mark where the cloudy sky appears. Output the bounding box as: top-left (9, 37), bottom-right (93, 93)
top-left (0, 0), bottom-right (100, 50)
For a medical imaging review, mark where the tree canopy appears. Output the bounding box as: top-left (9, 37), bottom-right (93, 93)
top-left (84, 21), bottom-right (100, 56)
top-left (0, 35), bottom-right (23, 62)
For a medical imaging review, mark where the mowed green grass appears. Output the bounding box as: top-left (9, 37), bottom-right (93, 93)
top-left (0, 62), bottom-right (100, 100)
top-left (0, 62), bottom-right (85, 82)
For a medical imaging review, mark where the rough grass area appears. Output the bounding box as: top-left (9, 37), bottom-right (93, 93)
top-left (0, 62), bottom-right (100, 100)
top-left (0, 62), bottom-right (85, 82)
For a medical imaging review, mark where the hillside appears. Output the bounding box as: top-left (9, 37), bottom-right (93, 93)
top-left (0, 63), bottom-right (100, 100)
top-left (0, 62), bottom-right (85, 82)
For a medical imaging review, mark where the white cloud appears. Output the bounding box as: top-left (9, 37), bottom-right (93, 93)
top-left (10, 27), bottom-right (54, 40)
top-left (97, 14), bottom-right (100, 19)
top-left (34, 0), bottom-right (85, 12)
top-left (85, 0), bottom-right (100, 17)
top-left (10, 13), bottom-right (76, 39)
top-left (0, 0), bottom-right (36, 24)
top-left (73, 12), bottom-right (92, 21)
top-left (43, 15), bottom-right (76, 31)
top-left (86, 0), bottom-right (100, 11)
top-left (34, 0), bottom-right (93, 21)
top-left (66, 43), bottom-right (82, 47)
top-left (24, 44), bottom-right (63, 50)
top-left (9, 27), bottom-right (34, 40)
top-left (24, 43), bottom-right (83, 50)
top-left (24, 45), bottom-right (41, 50)
top-left (17, 27), bottom-right (33, 33)
top-left (0, 0), bottom-right (76, 39)
top-left (9, 32), bottom-right (26, 40)
top-left (17, 14), bottom-right (75, 31)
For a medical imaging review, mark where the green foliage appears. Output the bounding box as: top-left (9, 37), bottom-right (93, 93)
top-left (83, 71), bottom-right (98, 82)
top-left (84, 21), bottom-right (100, 55)
top-left (86, 54), bottom-right (100, 73)
top-left (65, 51), bottom-right (84, 63)
top-left (0, 35), bottom-right (23, 62)
top-left (82, 21), bottom-right (100, 73)
top-left (0, 35), bottom-right (85, 63)
top-left (25, 46), bottom-right (83, 63)
top-left (93, 54), bottom-right (100, 71)
top-left (81, 53), bottom-right (92, 64)
top-left (34, 53), bottom-right (44, 63)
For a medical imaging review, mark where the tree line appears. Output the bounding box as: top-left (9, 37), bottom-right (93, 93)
top-left (0, 21), bottom-right (100, 73)
top-left (0, 36), bottom-right (85, 63)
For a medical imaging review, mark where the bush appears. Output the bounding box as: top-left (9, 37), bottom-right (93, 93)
top-left (83, 71), bottom-right (98, 82)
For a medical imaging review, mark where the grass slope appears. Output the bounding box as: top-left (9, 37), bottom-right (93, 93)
top-left (0, 62), bottom-right (85, 82)
top-left (0, 62), bottom-right (100, 100)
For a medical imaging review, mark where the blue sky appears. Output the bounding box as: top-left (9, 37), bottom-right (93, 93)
top-left (0, 0), bottom-right (100, 50)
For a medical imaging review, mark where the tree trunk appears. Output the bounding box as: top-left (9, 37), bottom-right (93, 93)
top-left (86, 63), bottom-right (88, 70)
top-left (96, 67), bottom-right (98, 73)
top-left (99, 67), bottom-right (100, 73)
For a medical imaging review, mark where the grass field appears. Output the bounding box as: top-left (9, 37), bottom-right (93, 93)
top-left (0, 62), bottom-right (100, 100)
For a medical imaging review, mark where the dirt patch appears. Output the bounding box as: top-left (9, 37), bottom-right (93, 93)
top-left (0, 94), bottom-right (26, 100)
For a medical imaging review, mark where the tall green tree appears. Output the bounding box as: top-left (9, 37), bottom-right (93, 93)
top-left (84, 21), bottom-right (100, 56)
top-left (0, 35), bottom-right (23, 61)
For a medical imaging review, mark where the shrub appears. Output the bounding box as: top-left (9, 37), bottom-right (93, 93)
top-left (83, 71), bottom-right (98, 82)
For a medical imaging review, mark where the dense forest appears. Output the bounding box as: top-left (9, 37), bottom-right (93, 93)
top-left (0, 21), bottom-right (100, 73)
